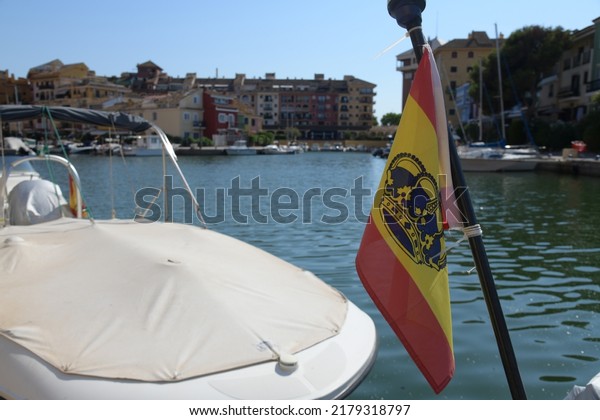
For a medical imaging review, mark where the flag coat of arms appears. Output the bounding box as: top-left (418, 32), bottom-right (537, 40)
top-left (356, 45), bottom-right (457, 394)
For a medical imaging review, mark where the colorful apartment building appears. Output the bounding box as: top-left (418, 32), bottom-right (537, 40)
top-left (195, 73), bottom-right (376, 140)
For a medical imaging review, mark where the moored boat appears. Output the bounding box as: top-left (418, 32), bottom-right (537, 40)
top-left (263, 144), bottom-right (296, 155)
top-left (124, 134), bottom-right (168, 157)
top-left (0, 105), bottom-right (377, 400)
top-left (225, 139), bottom-right (257, 155)
top-left (457, 145), bottom-right (538, 172)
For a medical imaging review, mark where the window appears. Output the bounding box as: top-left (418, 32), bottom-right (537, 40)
top-left (450, 66), bottom-right (457, 73)
top-left (468, 51), bottom-right (474, 58)
top-left (451, 51), bottom-right (458, 58)
top-left (571, 74), bottom-right (580, 95)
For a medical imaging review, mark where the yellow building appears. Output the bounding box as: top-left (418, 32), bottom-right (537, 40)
top-left (433, 31), bottom-right (501, 129)
top-left (555, 19), bottom-right (599, 121)
top-left (342, 75), bottom-right (377, 129)
top-left (396, 32), bottom-right (501, 129)
top-left (0, 70), bottom-right (32, 105)
top-left (109, 89), bottom-right (204, 140)
top-left (27, 59), bottom-right (129, 108)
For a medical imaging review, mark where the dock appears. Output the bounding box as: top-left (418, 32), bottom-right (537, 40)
top-left (172, 145), bottom-right (600, 176)
top-left (175, 147), bottom-right (226, 156)
top-left (535, 156), bottom-right (600, 177)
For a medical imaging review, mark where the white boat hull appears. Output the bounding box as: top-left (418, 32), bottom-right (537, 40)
top-left (263, 149), bottom-right (295, 155)
top-left (459, 157), bottom-right (538, 172)
top-left (0, 301), bottom-right (375, 400)
top-left (457, 145), bottom-right (539, 172)
top-left (226, 140), bottom-right (257, 155)
top-left (226, 148), bottom-right (257, 155)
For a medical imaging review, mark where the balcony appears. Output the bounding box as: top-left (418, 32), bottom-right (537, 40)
top-left (587, 79), bottom-right (600, 93)
top-left (396, 59), bottom-right (417, 72)
top-left (557, 87), bottom-right (580, 99)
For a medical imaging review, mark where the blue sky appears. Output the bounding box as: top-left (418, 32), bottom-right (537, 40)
top-left (2, 0), bottom-right (598, 121)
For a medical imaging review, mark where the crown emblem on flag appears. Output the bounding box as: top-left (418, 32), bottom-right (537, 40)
top-left (378, 152), bottom-right (446, 271)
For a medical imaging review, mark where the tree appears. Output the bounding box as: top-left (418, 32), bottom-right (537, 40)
top-left (470, 25), bottom-right (571, 117)
top-left (503, 26), bottom-right (571, 115)
top-left (578, 95), bottom-right (600, 152)
top-left (381, 112), bottom-right (401, 126)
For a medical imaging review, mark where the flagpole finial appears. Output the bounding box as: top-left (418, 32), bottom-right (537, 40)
top-left (387, 0), bottom-right (426, 30)
top-left (387, 0), bottom-right (427, 62)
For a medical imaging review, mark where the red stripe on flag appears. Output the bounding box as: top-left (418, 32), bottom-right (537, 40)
top-left (356, 219), bottom-right (454, 394)
top-left (408, 50), bottom-right (436, 130)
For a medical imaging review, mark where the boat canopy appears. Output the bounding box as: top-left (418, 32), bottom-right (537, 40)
top-left (0, 105), bottom-right (152, 133)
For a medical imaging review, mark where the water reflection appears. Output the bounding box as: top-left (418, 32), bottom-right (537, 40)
top-left (33, 153), bottom-right (600, 399)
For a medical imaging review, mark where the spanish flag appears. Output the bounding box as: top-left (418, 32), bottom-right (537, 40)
top-left (356, 45), bottom-right (457, 393)
top-left (69, 174), bottom-right (87, 218)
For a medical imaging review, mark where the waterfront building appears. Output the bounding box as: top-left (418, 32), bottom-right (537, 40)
top-left (397, 32), bottom-right (498, 129)
top-left (397, 35), bottom-right (501, 131)
top-left (395, 37), bottom-right (445, 110)
top-left (538, 17), bottom-right (600, 121)
top-left (201, 90), bottom-right (263, 145)
top-left (434, 31), bottom-right (502, 130)
top-left (26, 59), bottom-right (130, 109)
top-left (195, 72), bottom-right (376, 140)
top-left (0, 70), bottom-right (32, 106)
top-left (397, 19), bottom-right (600, 128)
top-left (114, 61), bottom-right (196, 94)
top-left (110, 89), bottom-right (205, 141)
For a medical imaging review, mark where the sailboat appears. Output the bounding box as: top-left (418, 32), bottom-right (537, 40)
top-left (457, 26), bottom-right (539, 172)
top-left (0, 105), bottom-right (377, 400)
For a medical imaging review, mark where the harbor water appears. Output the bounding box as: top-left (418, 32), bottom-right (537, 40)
top-left (45, 151), bottom-right (600, 400)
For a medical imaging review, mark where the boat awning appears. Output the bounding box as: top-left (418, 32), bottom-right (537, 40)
top-left (0, 105), bottom-right (152, 133)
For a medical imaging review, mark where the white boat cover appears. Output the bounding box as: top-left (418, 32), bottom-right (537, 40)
top-left (565, 372), bottom-right (600, 400)
top-left (7, 179), bottom-right (68, 225)
top-left (0, 218), bottom-right (347, 382)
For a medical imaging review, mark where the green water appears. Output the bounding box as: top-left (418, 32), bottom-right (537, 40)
top-left (41, 152), bottom-right (600, 400)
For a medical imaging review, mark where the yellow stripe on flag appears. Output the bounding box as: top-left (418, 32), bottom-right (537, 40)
top-left (370, 93), bottom-right (452, 348)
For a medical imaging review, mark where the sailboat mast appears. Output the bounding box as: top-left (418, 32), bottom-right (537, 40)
top-left (495, 23), bottom-right (506, 141)
top-left (479, 58), bottom-right (483, 142)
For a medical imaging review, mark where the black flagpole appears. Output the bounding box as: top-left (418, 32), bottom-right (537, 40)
top-left (386, 0), bottom-right (527, 400)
